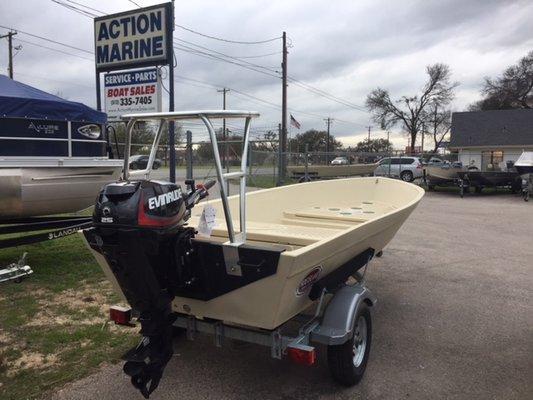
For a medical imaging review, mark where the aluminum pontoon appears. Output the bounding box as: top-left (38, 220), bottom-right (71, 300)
top-left (82, 110), bottom-right (423, 398)
top-left (0, 75), bottom-right (122, 221)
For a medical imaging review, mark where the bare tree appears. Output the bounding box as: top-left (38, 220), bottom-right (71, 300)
top-left (366, 63), bottom-right (458, 152)
top-left (470, 51), bottom-right (533, 110)
top-left (423, 104), bottom-right (451, 153)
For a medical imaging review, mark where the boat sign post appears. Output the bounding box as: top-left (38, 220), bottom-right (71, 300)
top-left (94, 2), bottom-right (176, 181)
top-left (104, 68), bottom-right (162, 123)
top-left (94, 3), bottom-right (173, 73)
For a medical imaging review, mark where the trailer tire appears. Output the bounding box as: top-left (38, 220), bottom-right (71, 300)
top-left (327, 304), bottom-right (372, 386)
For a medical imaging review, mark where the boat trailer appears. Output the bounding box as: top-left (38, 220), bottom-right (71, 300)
top-left (0, 215), bottom-right (93, 283)
top-left (0, 252), bottom-right (32, 283)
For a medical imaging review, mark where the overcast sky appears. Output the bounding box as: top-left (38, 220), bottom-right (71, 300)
top-left (1, 0), bottom-right (533, 148)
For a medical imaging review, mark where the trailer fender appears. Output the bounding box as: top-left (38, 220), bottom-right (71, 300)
top-left (311, 284), bottom-right (376, 346)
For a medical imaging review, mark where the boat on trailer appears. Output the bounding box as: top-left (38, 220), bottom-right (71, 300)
top-left (515, 151), bottom-right (533, 201)
top-left (82, 110), bottom-right (423, 398)
top-left (424, 164), bottom-right (463, 189)
top-left (287, 163), bottom-right (377, 181)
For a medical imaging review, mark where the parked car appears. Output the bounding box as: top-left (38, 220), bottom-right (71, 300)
top-left (331, 156), bottom-right (349, 165)
top-left (129, 155), bottom-right (162, 170)
top-left (373, 156), bottom-right (424, 182)
top-left (427, 157), bottom-right (444, 165)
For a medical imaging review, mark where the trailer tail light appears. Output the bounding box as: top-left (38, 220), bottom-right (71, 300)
top-left (287, 344), bottom-right (316, 366)
top-left (110, 305), bottom-right (132, 325)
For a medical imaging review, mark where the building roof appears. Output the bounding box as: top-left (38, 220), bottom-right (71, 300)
top-left (449, 109), bottom-right (533, 148)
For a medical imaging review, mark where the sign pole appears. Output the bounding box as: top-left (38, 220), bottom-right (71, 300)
top-left (168, 1), bottom-right (176, 183)
top-left (95, 73), bottom-right (101, 111)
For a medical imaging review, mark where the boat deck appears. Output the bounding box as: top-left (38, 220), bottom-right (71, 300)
top-left (197, 200), bottom-right (397, 246)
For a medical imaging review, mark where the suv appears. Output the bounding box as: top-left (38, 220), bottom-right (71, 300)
top-left (374, 157), bottom-right (423, 182)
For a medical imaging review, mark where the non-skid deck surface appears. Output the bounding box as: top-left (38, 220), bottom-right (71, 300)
top-left (205, 201), bottom-right (397, 246)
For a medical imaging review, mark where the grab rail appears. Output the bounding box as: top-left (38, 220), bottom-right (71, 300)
top-left (121, 110), bottom-right (260, 245)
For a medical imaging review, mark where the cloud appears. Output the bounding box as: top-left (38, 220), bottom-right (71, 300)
top-left (0, 0), bottom-right (532, 148)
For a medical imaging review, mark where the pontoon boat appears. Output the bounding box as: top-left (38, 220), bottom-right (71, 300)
top-left (0, 75), bottom-right (122, 220)
top-left (82, 110), bottom-right (423, 398)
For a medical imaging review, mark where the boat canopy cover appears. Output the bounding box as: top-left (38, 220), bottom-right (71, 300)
top-left (0, 74), bottom-right (106, 123)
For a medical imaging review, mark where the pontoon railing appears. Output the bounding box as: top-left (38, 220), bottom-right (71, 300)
top-left (121, 110), bottom-right (260, 245)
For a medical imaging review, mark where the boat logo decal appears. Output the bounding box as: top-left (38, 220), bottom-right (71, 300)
top-left (28, 122), bottom-right (59, 135)
top-left (296, 266), bottom-right (322, 296)
top-left (77, 124), bottom-right (101, 139)
top-left (147, 189), bottom-right (181, 210)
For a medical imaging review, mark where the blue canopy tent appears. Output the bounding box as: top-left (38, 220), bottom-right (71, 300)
top-left (0, 75), bottom-right (109, 157)
top-left (0, 74), bottom-right (106, 123)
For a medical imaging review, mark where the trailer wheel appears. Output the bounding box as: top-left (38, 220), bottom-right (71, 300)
top-left (327, 305), bottom-right (372, 386)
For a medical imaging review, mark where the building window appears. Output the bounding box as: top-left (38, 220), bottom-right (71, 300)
top-left (481, 150), bottom-right (504, 170)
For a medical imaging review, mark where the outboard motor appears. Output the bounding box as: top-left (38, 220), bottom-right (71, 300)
top-left (87, 178), bottom-right (214, 398)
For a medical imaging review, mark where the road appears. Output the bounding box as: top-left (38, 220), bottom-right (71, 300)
top-left (51, 190), bottom-right (533, 400)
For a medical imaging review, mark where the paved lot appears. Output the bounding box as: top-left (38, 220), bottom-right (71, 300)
top-left (52, 190), bottom-right (533, 400)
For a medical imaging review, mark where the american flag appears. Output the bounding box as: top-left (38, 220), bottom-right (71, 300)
top-left (290, 114), bottom-right (301, 129)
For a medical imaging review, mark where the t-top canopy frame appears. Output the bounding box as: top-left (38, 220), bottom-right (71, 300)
top-left (121, 110), bottom-right (260, 245)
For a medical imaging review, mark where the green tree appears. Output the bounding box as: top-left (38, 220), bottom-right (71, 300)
top-left (288, 129), bottom-right (342, 153)
top-left (354, 138), bottom-right (392, 153)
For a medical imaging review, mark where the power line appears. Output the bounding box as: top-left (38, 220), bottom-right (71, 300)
top-left (65, 0), bottom-right (104, 15)
top-left (174, 24), bottom-right (281, 45)
top-left (174, 38), bottom-right (279, 74)
top-left (123, 0), bottom-right (281, 45)
top-left (0, 24), bottom-right (92, 54)
top-left (51, 0), bottom-right (99, 17)
top-left (173, 44), bottom-right (280, 79)
top-left (288, 77), bottom-right (367, 112)
top-left (14, 37), bottom-right (93, 61)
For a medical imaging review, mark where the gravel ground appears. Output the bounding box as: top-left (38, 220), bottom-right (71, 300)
top-left (51, 190), bottom-right (533, 400)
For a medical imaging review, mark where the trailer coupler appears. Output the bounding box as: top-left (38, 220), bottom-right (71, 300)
top-left (122, 309), bottom-right (176, 399)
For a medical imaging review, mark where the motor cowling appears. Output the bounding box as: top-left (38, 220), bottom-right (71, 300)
top-left (90, 179), bottom-right (193, 398)
top-left (93, 180), bottom-right (187, 229)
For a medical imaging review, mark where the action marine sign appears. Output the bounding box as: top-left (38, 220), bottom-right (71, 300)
top-left (94, 2), bottom-right (173, 72)
top-left (104, 68), bottom-right (162, 122)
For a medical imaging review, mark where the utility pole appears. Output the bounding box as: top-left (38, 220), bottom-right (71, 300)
top-left (217, 87), bottom-right (230, 174)
top-left (367, 125), bottom-right (372, 141)
top-left (0, 31), bottom-right (17, 79)
top-left (280, 31), bottom-right (288, 182)
top-left (277, 123), bottom-right (283, 186)
top-left (324, 117), bottom-right (333, 163)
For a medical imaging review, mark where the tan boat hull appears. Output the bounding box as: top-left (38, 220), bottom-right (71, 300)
top-left (84, 177), bottom-right (424, 330)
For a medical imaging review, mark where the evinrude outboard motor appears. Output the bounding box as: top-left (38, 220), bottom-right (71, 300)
top-left (86, 178), bottom-right (214, 398)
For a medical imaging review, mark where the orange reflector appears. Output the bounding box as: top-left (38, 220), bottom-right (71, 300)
top-left (287, 345), bottom-right (316, 366)
top-left (109, 305), bottom-right (132, 325)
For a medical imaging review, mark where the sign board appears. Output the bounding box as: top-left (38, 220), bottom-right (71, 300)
top-left (94, 2), bottom-right (173, 72)
top-left (104, 68), bottom-right (162, 122)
